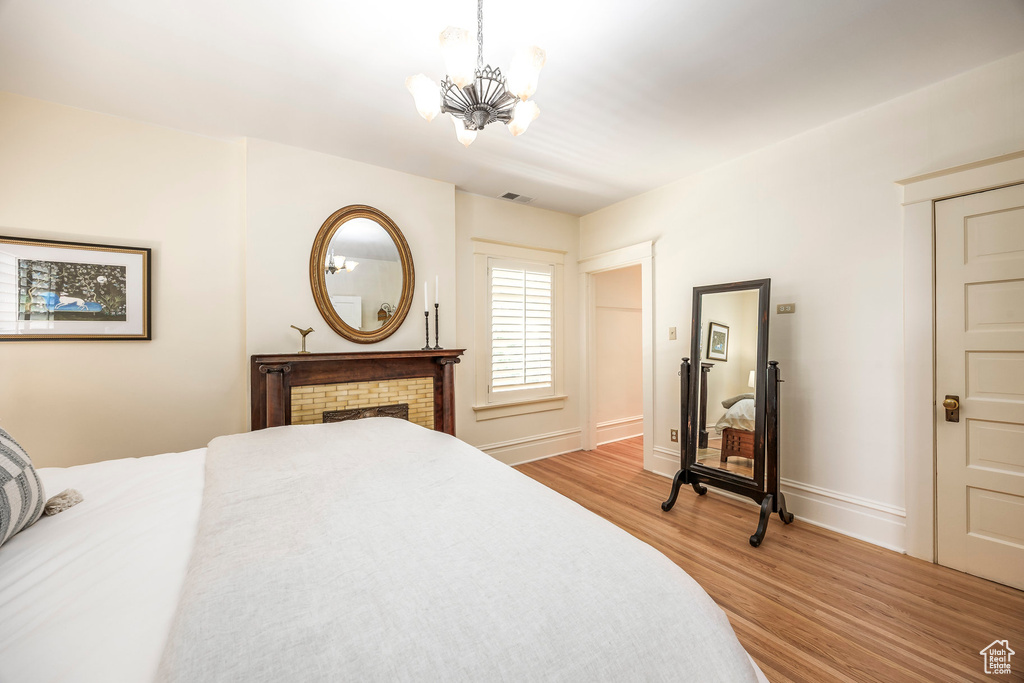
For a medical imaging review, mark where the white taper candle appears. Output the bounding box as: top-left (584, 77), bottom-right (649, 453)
top-left (424, 281), bottom-right (428, 312)
top-left (435, 275), bottom-right (439, 305)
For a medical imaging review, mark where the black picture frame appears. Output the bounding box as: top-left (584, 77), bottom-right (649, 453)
top-left (0, 235), bottom-right (151, 341)
top-left (707, 321), bottom-right (729, 361)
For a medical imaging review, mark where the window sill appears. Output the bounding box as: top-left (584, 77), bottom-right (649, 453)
top-left (472, 395), bottom-right (568, 421)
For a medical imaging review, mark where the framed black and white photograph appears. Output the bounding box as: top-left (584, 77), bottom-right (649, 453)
top-left (0, 236), bottom-right (151, 341)
top-left (707, 321), bottom-right (729, 361)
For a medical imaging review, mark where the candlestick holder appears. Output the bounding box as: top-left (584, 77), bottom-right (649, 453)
top-left (421, 310), bottom-right (431, 350)
top-left (432, 303), bottom-right (443, 349)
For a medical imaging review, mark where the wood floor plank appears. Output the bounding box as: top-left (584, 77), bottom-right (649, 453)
top-left (514, 437), bottom-right (1024, 682)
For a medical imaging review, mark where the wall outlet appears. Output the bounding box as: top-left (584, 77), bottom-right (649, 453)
top-left (668, 326), bottom-right (677, 340)
top-left (670, 429), bottom-right (678, 442)
top-left (777, 303), bottom-right (796, 314)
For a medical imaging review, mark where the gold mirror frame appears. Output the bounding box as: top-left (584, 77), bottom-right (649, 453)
top-left (309, 205), bottom-right (414, 344)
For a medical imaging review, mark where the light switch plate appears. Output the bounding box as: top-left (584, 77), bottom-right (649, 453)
top-left (669, 327), bottom-right (677, 340)
top-left (777, 303), bottom-right (796, 314)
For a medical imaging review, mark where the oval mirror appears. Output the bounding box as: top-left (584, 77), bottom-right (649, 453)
top-left (309, 205), bottom-right (414, 343)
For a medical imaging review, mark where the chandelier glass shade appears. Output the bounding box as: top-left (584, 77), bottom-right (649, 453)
top-left (325, 249), bottom-right (357, 275)
top-left (406, 0), bottom-right (545, 146)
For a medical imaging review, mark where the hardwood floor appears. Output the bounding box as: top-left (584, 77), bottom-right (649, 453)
top-left (514, 437), bottom-right (1024, 682)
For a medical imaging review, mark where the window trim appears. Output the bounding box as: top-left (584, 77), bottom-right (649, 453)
top-left (472, 238), bottom-right (566, 420)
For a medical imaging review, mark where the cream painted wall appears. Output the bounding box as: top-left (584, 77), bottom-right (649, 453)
top-left (593, 266), bottom-right (642, 425)
top-left (579, 50), bottom-right (1024, 550)
top-left (454, 192), bottom-right (581, 464)
top-left (0, 112), bottom-right (580, 466)
top-left (245, 147), bottom-right (581, 463)
top-left (0, 93), bottom-right (247, 467)
top-left (244, 139), bottom-right (456, 357)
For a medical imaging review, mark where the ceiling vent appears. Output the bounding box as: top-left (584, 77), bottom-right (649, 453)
top-left (498, 192), bottom-right (535, 205)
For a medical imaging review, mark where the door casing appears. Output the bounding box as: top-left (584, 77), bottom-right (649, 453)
top-left (898, 150), bottom-right (1024, 562)
top-left (578, 242), bottom-right (654, 471)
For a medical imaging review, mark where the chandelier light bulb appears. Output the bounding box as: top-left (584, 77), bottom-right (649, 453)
top-left (405, 74), bottom-right (441, 121)
top-left (506, 45), bottom-right (546, 101)
top-left (507, 100), bottom-right (540, 137)
top-left (451, 115), bottom-right (478, 146)
top-left (344, 260), bottom-right (358, 272)
top-left (439, 26), bottom-right (476, 89)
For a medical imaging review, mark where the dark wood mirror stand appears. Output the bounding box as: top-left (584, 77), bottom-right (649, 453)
top-left (661, 278), bottom-right (793, 546)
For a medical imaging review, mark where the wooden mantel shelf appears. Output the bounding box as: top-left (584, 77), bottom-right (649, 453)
top-left (252, 349), bottom-right (464, 364)
top-left (250, 349), bottom-right (465, 435)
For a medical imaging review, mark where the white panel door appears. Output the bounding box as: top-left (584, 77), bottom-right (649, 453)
top-left (936, 183), bottom-right (1024, 590)
top-left (330, 295), bottom-right (362, 329)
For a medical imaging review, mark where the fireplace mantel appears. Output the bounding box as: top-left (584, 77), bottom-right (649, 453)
top-left (250, 349), bottom-right (465, 435)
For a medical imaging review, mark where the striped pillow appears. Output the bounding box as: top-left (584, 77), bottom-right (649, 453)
top-left (0, 426), bottom-right (45, 548)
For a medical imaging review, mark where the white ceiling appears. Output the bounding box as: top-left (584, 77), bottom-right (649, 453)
top-left (1, 0), bottom-right (1023, 215)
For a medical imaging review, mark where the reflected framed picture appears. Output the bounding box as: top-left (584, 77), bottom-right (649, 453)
top-left (0, 235), bottom-right (151, 341)
top-left (707, 321), bottom-right (729, 361)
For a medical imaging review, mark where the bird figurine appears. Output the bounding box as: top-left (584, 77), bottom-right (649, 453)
top-left (290, 325), bottom-right (314, 354)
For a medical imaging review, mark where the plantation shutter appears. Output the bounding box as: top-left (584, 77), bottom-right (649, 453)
top-left (489, 258), bottom-right (554, 396)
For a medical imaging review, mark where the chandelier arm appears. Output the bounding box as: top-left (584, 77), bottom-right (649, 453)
top-left (477, 0), bottom-right (484, 70)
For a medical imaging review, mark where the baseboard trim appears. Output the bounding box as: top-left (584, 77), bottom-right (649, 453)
top-left (478, 428), bottom-right (583, 467)
top-left (779, 483), bottom-right (906, 553)
top-left (596, 415), bottom-right (643, 446)
top-left (780, 478), bottom-right (906, 519)
top-left (649, 446), bottom-right (905, 552)
top-left (652, 445), bottom-right (680, 475)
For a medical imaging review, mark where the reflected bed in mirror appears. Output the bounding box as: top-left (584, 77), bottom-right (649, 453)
top-left (310, 206), bottom-right (414, 344)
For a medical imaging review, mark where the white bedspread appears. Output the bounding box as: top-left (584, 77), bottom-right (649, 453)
top-left (0, 450), bottom-right (205, 683)
top-left (0, 422), bottom-right (768, 683)
top-left (158, 419), bottom-right (758, 682)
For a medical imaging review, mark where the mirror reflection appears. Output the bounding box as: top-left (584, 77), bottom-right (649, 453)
top-left (324, 217), bottom-right (403, 331)
top-left (695, 289), bottom-right (761, 481)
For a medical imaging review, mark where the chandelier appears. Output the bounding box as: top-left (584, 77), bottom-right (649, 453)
top-left (325, 249), bottom-right (357, 275)
top-left (405, 0), bottom-right (546, 146)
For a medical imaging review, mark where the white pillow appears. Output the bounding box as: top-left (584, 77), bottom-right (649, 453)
top-left (0, 426), bottom-right (46, 548)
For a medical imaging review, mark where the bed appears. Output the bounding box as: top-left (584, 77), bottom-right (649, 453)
top-left (714, 398), bottom-right (757, 464)
top-left (1, 418), bottom-right (768, 682)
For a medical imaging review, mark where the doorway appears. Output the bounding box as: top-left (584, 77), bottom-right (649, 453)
top-left (578, 241), bottom-right (654, 471)
top-left (900, 151), bottom-right (1024, 570)
top-left (592, 265), bottom-right (643, 446)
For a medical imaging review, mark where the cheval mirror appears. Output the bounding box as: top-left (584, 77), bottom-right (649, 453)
top-left (662, 278), bottom-right (793, 546)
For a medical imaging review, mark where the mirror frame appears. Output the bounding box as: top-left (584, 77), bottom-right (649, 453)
top-left (687, 278), bottom-right (770, 488)
top-left (663, 276), bottom-right (792, 547)
top-left (309, 205), bottom-right (414, 344)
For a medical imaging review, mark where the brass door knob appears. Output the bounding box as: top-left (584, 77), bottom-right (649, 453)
top-left (942, 397), bottom-right (959, 411)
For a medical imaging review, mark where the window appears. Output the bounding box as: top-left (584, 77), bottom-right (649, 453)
top-left (472, 238), bottom-right (566, 420)
top-left (488, 259), bottom-right (553, 400)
